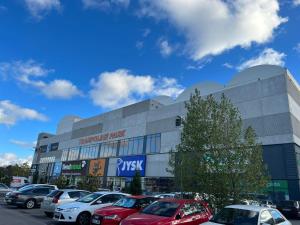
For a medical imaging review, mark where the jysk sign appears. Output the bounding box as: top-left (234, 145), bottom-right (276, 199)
top-left (116, 155), bottom-right (146, 177)
top-left (62, 160), bottom-right (88, 176)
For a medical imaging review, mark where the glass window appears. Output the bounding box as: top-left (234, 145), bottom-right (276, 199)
top-left (142, 201), bottom-right (180, 217)
top-left (128, 139), bottom-right (134, 155)
top-left (68, 191), bottom-right (81, 199)
top-left (68, 147), bottom-right (80, 161)
top-left (260, 210), bottom-right (274, 225)
top-left (270, 210), bottom-right (285, 224)
top-left (146, 134), bottom-right (161, 154)
top-left (211, 208), bottom-right (259, 225)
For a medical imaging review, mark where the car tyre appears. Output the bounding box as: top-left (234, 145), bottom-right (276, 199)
top-left (76, 212), bottom-right (91, 225)
top-left (25, 199), bottom-right (36, 209)
top-left (44, 212), bottom-right (53, 218)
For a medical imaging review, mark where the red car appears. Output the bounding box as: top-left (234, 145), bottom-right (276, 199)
top-left (119, 199), bottom-right (212, 225)
top-left (91, 195), bottom-right (158, 225)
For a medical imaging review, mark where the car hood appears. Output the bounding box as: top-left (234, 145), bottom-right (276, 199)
top-left (57, 201), bottom-right (88, 210)
top-left (122, 213), bottom-right (171, 225)
top-left (95, 206), bottom-right (137, 217)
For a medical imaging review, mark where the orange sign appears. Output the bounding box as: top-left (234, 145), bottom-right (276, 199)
top-left (80, 130), bottom-right (126, 145)
top-left (89, 159), bottom-right (106, 176)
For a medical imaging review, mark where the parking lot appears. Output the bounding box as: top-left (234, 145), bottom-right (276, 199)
top-left (0, 198), bottom-right (300, 225)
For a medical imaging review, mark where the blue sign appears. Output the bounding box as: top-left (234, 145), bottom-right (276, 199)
top-left (53, 162), bottom-right (62, 177)
top-left (116, 155), bottom-right (146, 177)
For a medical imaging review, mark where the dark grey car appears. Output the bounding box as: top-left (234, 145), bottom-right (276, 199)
top-left (5, 186), bottom-right (55, 209)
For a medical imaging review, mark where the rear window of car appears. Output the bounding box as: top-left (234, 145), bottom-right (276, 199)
top-left (47, 190), bottom-right (62, 197)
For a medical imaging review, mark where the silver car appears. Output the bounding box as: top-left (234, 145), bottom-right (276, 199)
top-left (41, 189), bottom-right (90, 217)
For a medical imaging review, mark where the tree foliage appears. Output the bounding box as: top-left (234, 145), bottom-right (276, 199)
top-left (77, 176), bottom-right (100, 192)
top-left (169, 89), bottom-right (269, 209)
top-left (0, 163), bottom-right (31, 186)
top-left (129, 171), bottom-right (142, 195)
top-left (52, 176), bottom-right (69, 189)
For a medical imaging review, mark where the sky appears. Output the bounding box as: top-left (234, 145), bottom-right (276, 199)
top-left (0, 0), bottom-right (300, 166)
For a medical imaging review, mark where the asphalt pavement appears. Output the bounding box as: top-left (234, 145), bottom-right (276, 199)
top-left (0, 198), bottom-right (300, 225)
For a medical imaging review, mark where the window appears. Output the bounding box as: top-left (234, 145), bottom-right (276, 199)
top-left (68, 147), bottom-right (80, 161)
top-left (99, 141), bottom-right (117, 158)
top-left (68, 191), bottom-right (81, 199)
top-left (100, 194), bottom-right (120, 204)
top-left (270, 210), bottom-right (286, 224)
top-left (181, 204), bottom-right (194, 217)
top-left (61, 149), bottom-right (69, 161)
top-left (80, 145), bottom-right (99, 160)
top-left (119, 136), bottom-right (144, 156)
top-left (33, 188), bottom-right (50, 195)
top-left (146, 134), bottom-right (161, 154)
top-left (260, 210), bottom-right (275, 225)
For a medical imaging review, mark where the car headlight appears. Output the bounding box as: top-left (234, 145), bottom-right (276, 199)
top-left (63, 207), bottom-right (80, 212)
top-left (104, 214), bottom-right (121, 220)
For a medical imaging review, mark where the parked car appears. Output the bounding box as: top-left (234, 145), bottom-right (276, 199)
top-left (10, 176), bottom-right (29, 189)
top-left (91, 195), bottom-right (158, 225)
top-left (41, 189), bottom-right (91, 217)
top-left (119, 198), bottom-right (212, 225)
top-left (53, 191), bottom-right (128, 225)
top-left (0, 183), bottom-right (11, 198)
top-left (154, 193), bottom-right (177, 199)
top-left (277, 200), bottom-right (300, 218)
top-left (204, 205), bottom-right (291, 225)
top-left (260, 200), bottom-right (276, 208)
top-left (5, 186), bottom-right (56, 209)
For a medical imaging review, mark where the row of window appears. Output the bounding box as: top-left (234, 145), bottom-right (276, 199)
top-left (60, 134), bottom-right (161, 161)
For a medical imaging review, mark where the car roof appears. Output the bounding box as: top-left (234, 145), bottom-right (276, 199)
top-left (226, 204), bottom-right (270, 212)
top-left (125, 195), bottom-right (154, 199)
top-left (59, 189), bottom-right (89, 192)
top-left (158, 198), bottom-right (199, 204)
top-left (94, 191), bottom-right (127, 195)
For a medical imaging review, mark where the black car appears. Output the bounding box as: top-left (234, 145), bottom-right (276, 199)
top-left (276, 200), bottom-right (300, 218)
top-left (5, 186), bottom-right (56, 209)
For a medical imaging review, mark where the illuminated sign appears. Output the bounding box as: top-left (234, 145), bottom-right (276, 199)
top-left (89, 159), bottom-right (106, 176)
top-left (79, 130), bottom-right (126, 145)
top-left (116, 155), bottom-right (146, 177)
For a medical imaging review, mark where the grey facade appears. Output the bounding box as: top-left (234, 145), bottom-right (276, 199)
top-left (32, 65), bottom-right (300, 200)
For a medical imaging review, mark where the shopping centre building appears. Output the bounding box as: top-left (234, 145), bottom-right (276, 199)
top-left (31, 65), bottom-right (300, 200)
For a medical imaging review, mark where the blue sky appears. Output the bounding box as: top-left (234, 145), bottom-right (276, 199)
top-left (0, 0), bottom-right (300, 166)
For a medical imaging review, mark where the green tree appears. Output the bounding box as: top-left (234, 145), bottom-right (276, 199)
top-left (129, 171), bottom-right (142, 195)
top-left (0, 167), bottom-right (12, 186)
top-left (169, 89), bottom-right (269, 209)
top-left (52, 176), bottom-right (69, 189)
top-left (77, 176), bottom-right (99, 192)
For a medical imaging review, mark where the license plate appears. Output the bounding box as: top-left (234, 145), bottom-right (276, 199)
top-left (91, 218), bottom-right (101, 224)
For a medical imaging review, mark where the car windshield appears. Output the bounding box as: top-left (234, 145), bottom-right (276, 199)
top-left (141, 201), bottom-right (180, 217)
top-left (113, 197), bottom-right (137, 208)
top-left (77, 193), bottom-right (103, 203)
top-left (210, 208), bottom-right (259, 225)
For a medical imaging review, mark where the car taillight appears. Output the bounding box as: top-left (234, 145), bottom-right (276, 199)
top-left (52, 197), bottom-right (59, 204)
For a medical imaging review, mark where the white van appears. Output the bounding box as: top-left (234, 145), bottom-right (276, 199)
top-left (10, 176), bottom-right (29, 188)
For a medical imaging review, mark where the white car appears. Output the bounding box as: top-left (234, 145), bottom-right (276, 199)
top-left (202, 205), bottom-right (291, 225)
top-left (53, 191), bottom-right (128, 225)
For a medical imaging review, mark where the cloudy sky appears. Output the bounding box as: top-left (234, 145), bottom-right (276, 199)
top-left (0, 0), bottom-right (300, 166)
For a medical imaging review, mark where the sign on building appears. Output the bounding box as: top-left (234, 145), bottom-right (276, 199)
top-left (89, 159), bottom-right (106, 176)
top-left (61, 160), bottom-right (88, 176)
top-left (116, 155), bottom-right (146, 177)
top-left (52, 162), bottom-right (62, 177)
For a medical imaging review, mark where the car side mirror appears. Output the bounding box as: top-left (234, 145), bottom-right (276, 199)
top-left (175, 214), bottom-right (181, 220)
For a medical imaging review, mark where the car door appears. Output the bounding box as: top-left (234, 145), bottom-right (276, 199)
top-left (269, 209), bottom-right (290, 225)
top-left (177, 203), bottom-right (197, 225)
top-left (32, 188), bottom-right (51, 204)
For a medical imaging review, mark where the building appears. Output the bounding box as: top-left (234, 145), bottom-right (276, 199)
top-left (31, 65), bottom-right (300, 200)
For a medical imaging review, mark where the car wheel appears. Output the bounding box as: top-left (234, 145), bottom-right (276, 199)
top-left (25, 199), bottom-right (36, 209)
top-left (44, 212), bottom-right (53, 218)
top-left (77, 212), bottom-right (91, 225)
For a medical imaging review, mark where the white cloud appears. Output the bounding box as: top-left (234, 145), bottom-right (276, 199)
top-left (89, 69), bottom-right (183, 109)
top-left (140, 0), bottom-right (287, 61)
top-left (159, 39), bottom-right (173, 57)
top-left (136, 41), bottom-right (144, 50)
top-left (237, 48), bottom-right (286, 71)
top-left (223, 63), bottom-right (234, 69)
top-left (0, 100), bottom-right (48, 126)
top-left (82, 0), bottom-right (130, 10)
top-left (9, 140), bottom-right (37, 149)
top-left (293, 0), bottom-right (300, 6)
top-left (0, 153), bottom-right (33, 167)
top-left (0, 60), bottom-right (82, 99)
top-left (24, 0), bottom-right (61, 20)
top-left (294, 43), bottom-right (300, 53)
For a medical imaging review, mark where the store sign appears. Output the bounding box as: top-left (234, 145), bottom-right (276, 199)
top-left (79, 129), bottom-right (126, 145)
top-left (62, 160), bottom-right (88, 176)
top-left (89, 159), bottom-right (106, 176)
top-left (116, 155), bottom-right (146, 177)
top-left (53, 162), bottom-right (62, 177)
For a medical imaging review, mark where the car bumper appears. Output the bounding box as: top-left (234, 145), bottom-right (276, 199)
top-left (53, 211), bottom-right (78, 222)
top-left (91, 215), bottom-right (120, 225)
top-left (41, 203), bottom-right (56, 213)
